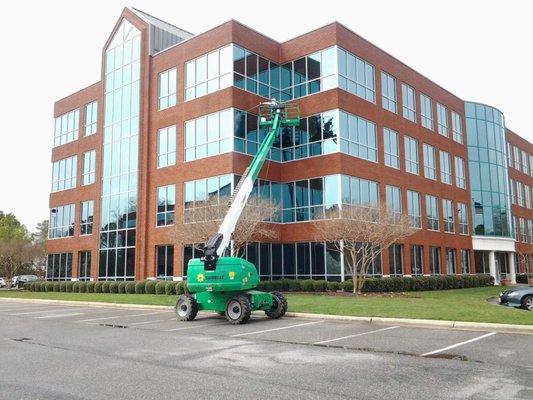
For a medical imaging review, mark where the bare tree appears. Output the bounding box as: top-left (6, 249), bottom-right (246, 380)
top-left (516, 250), bottom-right (533, 276)
top-left (30, 220), bottom-right (48, 278)
top-left (315, 204), bottom-right (416, 295)
top-left (173, 195), bottom-right (279, 257)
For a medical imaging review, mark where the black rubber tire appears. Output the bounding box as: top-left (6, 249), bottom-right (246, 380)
top-left (265, 291), bottom-right (288, 319)
top-left (175, 294), bottom-right (198, 321)
top-left (225, 295), bottom-right (252, 324)
top-left (522, 295), bottom-right (533, 311)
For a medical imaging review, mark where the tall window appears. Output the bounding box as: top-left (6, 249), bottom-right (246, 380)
top-left (54, 109), bottom-right (79, 147)
top-left (404, 136), bottom-right (419, 175)
top-left (82, 150), bottom-right (96, 185)
top-left (158, 68), bottom-right (177, 110)
top-left (460, 249), bottom-right (469, 274)
top-left (443, 199), bottom-right (454, 233)
top-left (522, 150), bottom-right (529, 175)
top-left (529, 220), bottom-right (533, 244)
top-left (52, 156), bottom-right (77, 192)
top-left (85, 101), bottom-right (97, 135)
top-left (510, 179), bottom-right (516, 204)
top-left (337, 47), bottom-right (375, 103)
top-left (156, 245), bottom-right (174, 280)
top-left (78, 251), bottom-right (91, 281)
top-left (436, 103), bottom-right (448, 136)
top-left (410, 245), bottom-right (423, 276)
top-left (520, 218), bottom-right (527, 242)
top-left (383, 128), bottom-right (399, 169)
top-left (454, 156), bottom-right (465, 189)
top-left (423, 143), bottom-right (436, 179)
top-left (381, 71), bottom-right (396, 113)
top-left (439, 150), bottom-right (451, 184)
top-left (525, 185), bottom-right (531, 209)
top-left (157, 126), bottom-right (176, 167)
top-left (185, 109), bottom-right (232, 161)
top-left (446, 248), bottom-right (456, 275)
top-left (517, 181), bottom-right (524, 207)
top-left (401, 83), bottom-right (416, 122)
top-left (48, 204), bottom-right (75, 239)
top-left (429, 247), bottom-right (440, 275)
top-left (339, 112), bottom-right (377, 162)
top-left (157, 185), bottom-right (175, 226)
top-left (514, 146), bottom-right (520, 170)
top-left (185, 45), bottom-right (232, 101)
top-left (506, 142), bottom-right (513, 167)
top-left (386, 185), bottom-right (401, 218)
top-left (420, 93), bottom-right (433, 130)
top-left (426, 195), bottom-right (439, 231)
top-left (80, 200), bottom-right (94, 236)
top-left (389, 244), bottom-right (403, 276)
top-left (407, 190), bottom-right (421, 228)
top-left (458, 202), bottom-right (468, 235)
top-left (451, 111), bottom-right (462, 143)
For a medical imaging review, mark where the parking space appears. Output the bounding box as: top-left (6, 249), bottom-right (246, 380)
top-left (1, 299), bottom-right (531, 368)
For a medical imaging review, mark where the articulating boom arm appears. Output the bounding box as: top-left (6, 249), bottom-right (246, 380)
top-left (202, 101), bottom-right (300, 270)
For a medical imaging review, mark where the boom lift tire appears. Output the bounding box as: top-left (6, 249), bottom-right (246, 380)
top-left (175, 294), bottom-right (199, 321)
top-left (265, 291), bottom-right (287, 319)
top-left (225, 295), bottom-right (252, 324)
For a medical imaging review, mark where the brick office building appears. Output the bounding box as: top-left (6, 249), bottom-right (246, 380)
top-left (46, 7), bottom-right (533, 284)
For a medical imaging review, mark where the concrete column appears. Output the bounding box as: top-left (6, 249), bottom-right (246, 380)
top-left (488, 251), bottom-right (498, 285)
top-left (508, 252), bottom-right (517, 285)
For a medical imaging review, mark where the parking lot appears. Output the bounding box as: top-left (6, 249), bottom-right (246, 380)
top-left (1, 299), bottom-right (532, 399)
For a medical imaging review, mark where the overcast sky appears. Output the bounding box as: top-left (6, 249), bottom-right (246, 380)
top-left (0, 0), bottom-right (531, 232)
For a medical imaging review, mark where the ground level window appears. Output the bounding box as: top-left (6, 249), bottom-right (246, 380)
top-left (460, 249), bottom-right (469, 274)
top-left (429, 246), bottom-right (440, 275)
top-left (389, 244), bottom-right (403, 276)
top-left (410, 245), bottom-right (423, 276)
top-left (78, 251), bottom-right (91, 281)
top-left (446, 248), bottom-right (456, 275)
top-left (46, 253), bottom-right (73, 281)
top-left (156, 245), bottom-right (174, 280)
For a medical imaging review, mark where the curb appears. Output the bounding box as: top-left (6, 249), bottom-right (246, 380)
top-left (0, 297), bottom-right (173, 311)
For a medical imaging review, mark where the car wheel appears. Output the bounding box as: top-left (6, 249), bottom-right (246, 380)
top-left (522, 295), bottom-right (533, 311)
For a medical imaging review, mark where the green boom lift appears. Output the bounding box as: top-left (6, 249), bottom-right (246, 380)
top-left (175, 100), bottom-right (299, 324)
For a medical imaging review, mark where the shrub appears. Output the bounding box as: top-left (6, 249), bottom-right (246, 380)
top-left (72, 282), bottom-right (79, 293)
top-left (278, 279), bottom-right (292, 292)
top-left (175, 281), bottom-right (185, 295)
top-left (45, 282), bottom-right (53, 292)
top-left (86, 281), bottom-right (95, 293)
top-left (135, 280), bottom-right (146, 294)
top-left (300, 279), bottom-right (315, 292)
top-left (165, 281), bottom-right (176, 295)
top-left (288, 280), bottom-right (301, 292)
top-left (125, 281), bottom-right (136, 294)
top-left (58, 282), bottom-right (65, 293)
top-left (269, 280), bottom-right (283, 292)
top-left (78, 282), bottom-right (87, 293)
top-left (155, 281), bottom-right (167, 295)
top-left (53, 282), bottom-right (60, 292)
top-left (313, 280), bottom-right (328, 292)
top-left (145, 280), bottom-right (157, 294)
top-left (32, 281), bottom-right (40, 292)
top-left (102, 281), bottom-right (111, 293)
top-left (342, 280), bottom-right (354, 293)
top-left (118, 282), bottom-right (127, 294)
top-left (94, 282), bottom-right (103, 293)
top-left (65, 282), bottom-right (74, 293)
top-left (327, 281), bottom-right (341, 292)
top-left (109, 282), bottom-right (119, 294)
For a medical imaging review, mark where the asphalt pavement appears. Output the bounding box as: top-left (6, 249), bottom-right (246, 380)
top-left (0, 299), bottom-right (532, 399)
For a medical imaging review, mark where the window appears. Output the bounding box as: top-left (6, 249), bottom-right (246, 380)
top-left (451, 111), bottom-right (462, 143)
top-left (48, 204), bottom-right (75, 239)
top-left (80, 200), bottom-right (94, 235)
top-left (454, 156), bottom-right (466, 189)
top-left (184, 174), bottom-right (233, 219)
top-left (46, 253), bottom-right (73, 281)
top-left (78, 251), bottom-right (91, 281)
top-left (517, 181), bottom-right (524, 207)
top-left (339, 112), bottom-right (377, 162)
top-left (185, 45), bottom-right (232, 101)
top-left (381, 71), bottom-right (396, 113)
top-left (460, 249), bottom-right (469, 274)
top-left (529, 220), bottom-right (533, 244)
top-left (530, 155), bottom-right (533, 177)
top-left (156, 245), bottom-right (174, 280)
top-left (520, 218), bottom-right (527, 242)
top-left (337, 47), bottom-right (375, 103)
top-left (157, 126), bottom-right (176, 167)
top-left (85, 101), bottom-right (97, 135)
top-left (439, 150), bottom-right (451, 184)
top-left (429, 247), bottom-right (440, 275)
top-left (525, 185), bottom-right (531, 209)
top-left (513, 216), bottom-right (518, 240)
top-left (510, 179), bottom-right (516, 204)
top-left (407, 190), bottom-right (421, 228)
top-left (426, 195), bottom-right (439, 231)
top-left (389, 244), bottom-right (403, 276)
top-left (401, 83), bottom-right (416, 122)
top-left (506, 142), bottom-right (513, 167)
top-left (514, 146), bottom-right (520, 170)
top-left (436, 103), bottom-right (448, 136)
top-left (420, 94), bottom-right (433, 130)
top-left (423, 143), bottom-right (436, 179)
top-left (54, 109), bottom-right (79, 146)
top-left (442, 199), bottom-right (454, 233)
top-left (157, 185), bottom-right (175, 226)
top-left (158, 68), bottom-right (177, 110)
top-left (446, 248), bottom-right (456, 275)
top-left (185, 109), bottom-right (233, 161)
top-left (341, 175), bottom-right (379, 208)
top-left (404, 136), bottom-right (419, 175)
top-left (410, 245), bottom-right (423, 276)
top-left (386, 185), bottom-right (401, 218)
top-left (522, 150), bottom-right (529, 175)
top-left (458, 202), bottom-right (468, 235)
top-left (82, 150), bottom-right (96, 185)
top-left (383, 128), bottom-right (399, 169)
top-left (51, 156), bottom-right (77, 192)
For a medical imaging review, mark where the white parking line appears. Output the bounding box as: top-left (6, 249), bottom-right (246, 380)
top-left (10, 308), bottom-right (88, 316)
top-left (36, 313), bottom-right (86, 319)
top-left (77, 311), bottom-right (166, 323)
top-left (421, 332), bottom-right (497, 357)
top-left (0, 306), bottom-right (55, 313)
top-left (129, 318), bottom-right (175, 326)
top-left (163, 322), bottom-right (226, 332)
top-left (232, 321), bottom-right (321, 337)
top-left (314, 326), bottom-right (400, 345)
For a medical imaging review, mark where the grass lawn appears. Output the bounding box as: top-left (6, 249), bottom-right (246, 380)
top-left (1, 287), bottom-right (532, 325)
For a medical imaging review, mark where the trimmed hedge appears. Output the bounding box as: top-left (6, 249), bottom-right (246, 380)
top-left (24, 275), bottom-right (494, 295)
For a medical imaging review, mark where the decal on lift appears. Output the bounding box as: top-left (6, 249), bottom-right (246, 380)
top-left (196, 273), bottom-right (205, 283)
top-left (228, 271), bottom-right (236, 280)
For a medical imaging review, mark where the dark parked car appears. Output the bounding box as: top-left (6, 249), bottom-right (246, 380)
top-left (13, 275), bottom-right (38, 288)
top-left (499, 286), bottom-right (533, 311)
